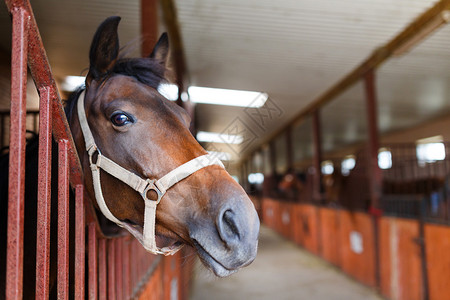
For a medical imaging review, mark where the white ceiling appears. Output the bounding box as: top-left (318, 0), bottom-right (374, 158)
top-left (175, 0), bottom-right (449, 162)
top-left (1, 0), bottom-right (449, 170)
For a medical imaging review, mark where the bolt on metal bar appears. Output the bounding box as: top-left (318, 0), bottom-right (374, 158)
top-left (6, 7), bottom-right (29, 300)
top-left (35, 86), bottom-right (52, 300)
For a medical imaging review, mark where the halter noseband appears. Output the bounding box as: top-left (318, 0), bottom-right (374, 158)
top-left (77, 90), bottom-right (224, 255)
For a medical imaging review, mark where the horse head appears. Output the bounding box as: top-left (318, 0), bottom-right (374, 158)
top-left (69, 16), bottom-right (259, 277)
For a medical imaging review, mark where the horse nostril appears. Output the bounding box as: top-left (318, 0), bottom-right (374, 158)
top-left (217, 209), bottom-right (241, 246)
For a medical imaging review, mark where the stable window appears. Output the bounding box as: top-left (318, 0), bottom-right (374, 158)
top-left (416, 135), bottom-right (446, 165)
top-left (341, 155), bottom-right (356, 176)
top-left (248, 173), bottom-right (264, 185)
top-left (321, 160), bottom-right (334, 175)
top-left (378, 148), bottom-right (392, 169)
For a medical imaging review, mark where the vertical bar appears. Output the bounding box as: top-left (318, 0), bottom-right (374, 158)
top-left (35, 87), bottom-right (52, 299)
top-left (269, 141), bottom-right (276, 176)
top-left (123, 238), bottom-right (131, 298)
top-left (0, 113), bottom-right (4, 149)
top-left (364, 70), bottom-right (382, 290)
top-left (419, 199), bottom-right (430, 300)
top-left (286, 127), bottom-right (293, 171)
top-left (269, 141), bottom-right (276, 197)
top-left (108, 240), bottom-right (116, 300)
top-left (115, 239), bottom-right (123, 300)
top-left (129, 240), bottom-right (137, 294)
top-left (6, 7), bottom-right (28, 300)
top-left (98, 239), bottom-right (107, 300)
top-left (33, 112), bottom-right (38, 133)
top-left (75, 185), bottom-right (85, 300)
top-left (88, 223), bottom-right (98, 300)
top-left (141, 0), bottom-right (159, 57)
top-left (58, 139), bottom-right (70, 300)
top-left (312, 110), bottom-right (322, 202)
top-left (364, 70), bottom-right (382, 209)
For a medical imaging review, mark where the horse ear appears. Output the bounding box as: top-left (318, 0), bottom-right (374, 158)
top-left (86, 16), bottom-right (121, 85)
top-left (149, 33), bottom-right (169, 65)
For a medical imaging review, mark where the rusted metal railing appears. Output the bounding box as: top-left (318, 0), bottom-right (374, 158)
top-left (3, 0), bottom-right (191, 299)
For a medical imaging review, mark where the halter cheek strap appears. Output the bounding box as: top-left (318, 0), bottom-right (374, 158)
top-left (77, 90), bottom-right (224, 255)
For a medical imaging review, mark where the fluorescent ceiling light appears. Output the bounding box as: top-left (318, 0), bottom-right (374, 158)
top-left (207, 151), bottom-right (232, 161)
top-left (196, 131), bottom-right (243, 144)
top-left (188, 86), bottom-right (268, 107)
top-left (157, 83), bottom-right (179, 101)
top-left (61, 76), bottom-right (85, 92)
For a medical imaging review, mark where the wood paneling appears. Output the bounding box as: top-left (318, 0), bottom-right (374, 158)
top-left (338, 211), bottom-right (376, 287)
top-left (425, 223), bottom-right (450, 300)
top-left (379, 217), bottom-right (423, 300)
top-left (319, 208), bottom-right (340, 266)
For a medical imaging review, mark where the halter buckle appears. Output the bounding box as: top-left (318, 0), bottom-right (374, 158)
top-left (87, 144), bottom-right (101, 166)
top-left (142, 179), bottom-right (164, 204)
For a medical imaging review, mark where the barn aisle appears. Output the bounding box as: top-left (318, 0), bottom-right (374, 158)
top-left (189, 226), bottom-right (383, 300)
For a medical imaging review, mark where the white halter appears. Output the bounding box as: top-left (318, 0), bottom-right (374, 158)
top-left (77, 90), bottom-right (224, 255)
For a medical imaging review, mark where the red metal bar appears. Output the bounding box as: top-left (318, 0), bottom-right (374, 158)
top-left (1, 114), bottom-right (5, 149)
top-left (58, 139), bottom-right (70, 300)
top-left (5, 0), bottom-right (103, 240)
top-left (364, 70), bottom-right (382, 209)
top-left (141, 0), bottom-right (159, 57)
top-left (108, 240), bottom-right (116, 300)
top-left (115, 238), bottom-right (124, 300)
top-left (6, 7), bottom-right (28, 300)
top-left (5, 0), bottom-right (84, 188)
top-left (312, 110), bottom-right (323, 202)
top-left (286, 127), bottom-right (293, 170)
top-left (269, 141), bottom-right (276, 175)
top-left (98, 239), bottom-right (107, 300)
top-left (75, 185), bottom-right (85, 300)
top-left (364, 70), bottom-right (382, 290)
top-left (88, 223), bottom-right (98, 300)
top-left (123, 238), bottom-right (131, 298)
top-left (130, 240), bottom-right (138, 294)
top-left (35, 87), bottom-right (52, 299)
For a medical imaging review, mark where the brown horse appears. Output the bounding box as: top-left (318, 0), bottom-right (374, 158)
top-left (0, 16), bottom-right (259, 298)
top-left (68, 16), bottom-right (259, 277)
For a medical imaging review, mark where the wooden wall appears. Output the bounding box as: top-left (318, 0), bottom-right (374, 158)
top-left (261, 198), bottom-right (450, 300)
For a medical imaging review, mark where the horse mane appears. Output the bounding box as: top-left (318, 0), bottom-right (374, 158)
top-left (64, 56), bottom-right (168, 122)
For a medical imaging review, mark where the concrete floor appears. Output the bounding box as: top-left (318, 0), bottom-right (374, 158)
top-left (190, 226), bottom-right (384, 300)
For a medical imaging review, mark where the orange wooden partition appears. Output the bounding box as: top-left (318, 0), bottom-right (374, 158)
top-left (262, 198), bottom-right (278, 229)
top-left (425, 223), bottom-right (450, 300)
top-left (278, 202), bottom-right (294, 239)
top-left (292, 204), bottom-right (319, 254)
top-left (319, 208), bottom-right (340, 266)
top-left (290, 204), bottom-right (302, 245)
top-left (162, 253), bottom-right (182, 300)
top-left (338, 211), bottom-right (376, 287)
top-left (378, 217), bottom-right (423, 300)
top-left (262, 197), bottom-right (450, 300)
top-left (139, 265), bottom-right (163, 300)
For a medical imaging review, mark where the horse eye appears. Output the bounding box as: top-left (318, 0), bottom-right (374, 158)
top-left (110, 113), bottom-right (132, 126)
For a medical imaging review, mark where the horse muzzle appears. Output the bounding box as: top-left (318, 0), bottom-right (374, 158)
top-left (190, 195), bottom-right (260, 277)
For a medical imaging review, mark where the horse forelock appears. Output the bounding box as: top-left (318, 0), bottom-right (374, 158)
top-left (64, 56), bottom-right (168, 123)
